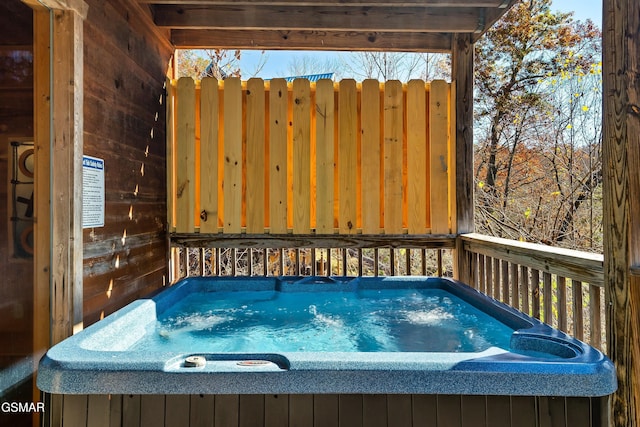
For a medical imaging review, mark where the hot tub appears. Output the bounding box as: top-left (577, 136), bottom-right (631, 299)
top-left (38, 276), bottom-right (616, 426)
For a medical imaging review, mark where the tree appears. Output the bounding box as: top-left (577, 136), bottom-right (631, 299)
top-left (473, 0), bottom-right (602, 251)
top-left (175, 49), bottom-right (267, 80)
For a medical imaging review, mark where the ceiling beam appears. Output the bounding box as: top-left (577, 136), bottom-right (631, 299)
top-left (171, 29), bottom-right (452, 51)
top-left (141, 0), bottom-right (503, 6)
top-left (153, 5), bottom-right (483, 33)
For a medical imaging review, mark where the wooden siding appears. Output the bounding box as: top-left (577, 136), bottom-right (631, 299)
top-left (50, 393), bottom-right (610, 427)
top-left (168, 78), bottom-right (454, 237)
top-left (81, 0), bottom-right (173, 327)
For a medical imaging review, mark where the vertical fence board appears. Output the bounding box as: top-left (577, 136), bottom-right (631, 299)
top-left (246, 78), bottom-right (266, 233)
top-left (429, 80), bottom-right (450, 234)
top-left (223, 78), bottom-right (243, 233)
top-left (292, 79), bottom-right (311, 233)
top-left (269, 79), bottom-right (288, 233)
top-left (361, 79), bottom-right (382, 233)
top-left (176, 77), bottom-right (196, 233)
top-left (315, 79), bottom-right (335, 234)
top-left (407, 80), bottom-right (428, 234)
top-left (501, 260), bottom-right (510, 305)
top-left (510, 262), bottom-right (520, 310)
top-left (384, 80), bottom-right (404, 234)
top-left (200, 77), bottom-right (219, 233)
top-left (339, 79), bottom-right (358, 233)
top-left (167, 77), bottom-right (176, 231)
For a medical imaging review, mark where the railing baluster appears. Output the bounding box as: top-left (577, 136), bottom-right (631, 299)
top-left (421, 249), bottom-right (427, 276)
top-left (486, 256), bottom-right (493, 298)
top-left (390, 248), bottom-right (396, 276)
top-left (557, 277), bottom-right (567, 332)
top-left (543, 272), bottom-right (553, 326)
top-left (501, 260), bottom-right (509, 304)
top-left (572, 280), bottom-right (584, 341)
top-left (493, 257), bottom-right (501, 301)
top-left (510, 262), bottom-right (519, 310)
top-left (520, 265), bottom-right (529, 316)
top-left (478, 254), bottom-right (486, 295)
top-left (406, 249), bottom-right (411, 276)
top-left (374, 248), bottom-right (379, 276)
top-left (437, 249), bottom-right (443, 277)
top-left (589, 284), bottom-right (602, 349)
top-left (531, 269), bottom-right (540, 320)
top-left (278, 248), bottom-right (284, 276)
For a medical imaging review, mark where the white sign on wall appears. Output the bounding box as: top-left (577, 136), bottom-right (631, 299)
top-left (82, 155), bottom-right (105, 228)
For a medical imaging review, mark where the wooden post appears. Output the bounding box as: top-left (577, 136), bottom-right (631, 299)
top-left (49, 4), bottom-right (86, 344)
top-left (451, 33), bottom-right (474, 284)
top-left (603, 0), bottom-right (640, 425)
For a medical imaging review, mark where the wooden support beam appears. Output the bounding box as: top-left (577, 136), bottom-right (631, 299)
top-left (141, 0), bottom-right (507, 6)
top-left (154, 5), bottom-right (482, 33)
top-left (451, 33), bottom-right (474, 284)
top-left (171, 29), bottom-right (452, 52)
top-left (171, 233), bottom-right (457, 249)
top-left (603, 0), bottom-right (640, 425)
top-left (50, 6), bottom-right (85, 344)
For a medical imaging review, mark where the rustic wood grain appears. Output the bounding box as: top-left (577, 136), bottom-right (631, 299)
top-left (199, 77), bottom-right (220, 233)
top-left (246, 78), bottom-right (266, 233)
top-left (315, 79), bottom-right (335, 234)
top-left (292, 79), bottom-right (311, 233)
top-left (338, 79), bottom-right (358, 234)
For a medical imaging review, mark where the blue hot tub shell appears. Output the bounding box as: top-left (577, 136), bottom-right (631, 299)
top-left (37, 276), bottom-right (616, 397)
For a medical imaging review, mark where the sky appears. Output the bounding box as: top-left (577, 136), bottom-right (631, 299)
top-left (239, 0), bottom-right (603, 79)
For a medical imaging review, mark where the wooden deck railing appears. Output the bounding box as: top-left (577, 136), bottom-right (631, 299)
top-left (460, 233), bottom-right (606, 352)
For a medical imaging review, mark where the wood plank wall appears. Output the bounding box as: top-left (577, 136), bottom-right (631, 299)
top-left (81, 0), bottom-right (173, 327)
top-left (168, 78), bottom-right (454, 236)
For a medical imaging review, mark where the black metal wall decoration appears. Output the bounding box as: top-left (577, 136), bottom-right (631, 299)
top-left (10, 140), bottom-right (34, 259)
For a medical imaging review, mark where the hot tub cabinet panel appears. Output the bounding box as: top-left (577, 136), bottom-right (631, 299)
top-left (51, 393), bottom-right (610, 427)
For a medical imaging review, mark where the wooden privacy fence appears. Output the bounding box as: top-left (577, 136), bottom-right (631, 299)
top-left (167, 77), bottom-right (455, 236)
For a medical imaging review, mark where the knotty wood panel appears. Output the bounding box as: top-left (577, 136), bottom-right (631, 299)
top-left (176, 77), bottom-right (196, 233)
top-left (315, 79), bottom-right (335, 233)
top-left (429, 80), bottom-right (450, 234)
top-left (200, 77), bottom-right (220, 233)
top-left (223, 78), bottom-right (243, 233)
top-left (269, 79), bottom-right (288, 234)
top-left (169, 78), bottom-right (453, 237)
top-left (246, 78), bottom-right (266, 233)
top-left (292, 79), bottom-right (311, 233)
top-left (361, 79), bottom-right (382, 234)
top-left (383, 80), bottom-right (404, 234)
top-left (338, 79), bottom-right (358, 234)
top-left (407, 79), bottom-right (428, 234)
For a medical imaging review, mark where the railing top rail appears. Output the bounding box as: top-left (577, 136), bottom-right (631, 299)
top-left (461, 233), bottom-right (604, 287)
